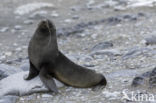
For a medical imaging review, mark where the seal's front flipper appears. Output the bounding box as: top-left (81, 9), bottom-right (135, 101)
top-left (24, 61), bottom-right (39, 80)
top-left (39, 68), bottom-right (58, 93)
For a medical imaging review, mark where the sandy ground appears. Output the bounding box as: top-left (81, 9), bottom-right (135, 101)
top-left (0, 0), bottom-right (156, 103)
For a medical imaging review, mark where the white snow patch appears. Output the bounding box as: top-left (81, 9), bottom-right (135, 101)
top-left (14, 2), bottom-right (54, 15)
top-left (0, 71), bottom-right (64, 97)
top-left (127, 0), bottom-right (156, 7)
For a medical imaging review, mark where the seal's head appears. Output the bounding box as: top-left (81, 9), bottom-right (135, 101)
top-left (35, 19), bottom-right (56, 38)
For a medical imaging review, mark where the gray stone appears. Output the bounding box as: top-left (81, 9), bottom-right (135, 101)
top-left (72, 15), bottom-right (79, 20)
top-left (149, 67), bottom-right (156, 87)
top-left (14, 25), bottom-right (22, 30)
top-left (122, 47), bottom-right (152, 59)
top-left (132, 76), bottom-right (145, 87)
top-left (0, 64), bottom-right (22, 80)
top-left (51, 11), bottom-right (59, 17)
top-left (91, 42), bottom-right (113, 51)
top-left (131, 67), bottom-right (156, 88)
top-left (145, 36), bottom-right (156, 45)
top-left (0, 70), bottom-right (8, 80)
top-left (0, 96), bottom-right (18, 103)
top-left (24, 20), bottom-right (33, 25)
top-left (0, 27), bottom-right (9, 33)
top-left (90, 49), bottom-right (121, 57)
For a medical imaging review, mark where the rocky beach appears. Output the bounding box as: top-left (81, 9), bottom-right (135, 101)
top-left (0, 0), bottom-right (156, 103)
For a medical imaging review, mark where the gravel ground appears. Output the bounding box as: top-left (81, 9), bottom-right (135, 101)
top-left (0, 0), bottom-right (156, 103)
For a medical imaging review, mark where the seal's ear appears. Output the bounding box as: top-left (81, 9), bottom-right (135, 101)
top-left (39, 68), bottom-right (58, 93)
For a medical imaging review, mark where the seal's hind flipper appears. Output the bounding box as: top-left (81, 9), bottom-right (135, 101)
top-left (39, 68), bottom-right (58, 93)
top-left (24, 61), bottom-right (39, 80)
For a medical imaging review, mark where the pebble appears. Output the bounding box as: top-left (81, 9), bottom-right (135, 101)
top-left (51, 11), bottom-right (59, 17)
top-left (0, 70), bottom-right (8, 80)
top-left (138, 12), bottom-right (145, 17)
top-left (0, 27), bottom-right (9, 33)
top-left (145, 35), bottom-right (156, 45)
top-left (91, 41), bottom-right (113, 51)
top-left (24, 20), bottom-right (33, 25)
top-left (13, 43), bottom-right (18, 46)
top-left (29, 11), bottom-right (47, 19)
top-left (149, 67), bottom-right (156, 87)
top-left (107, 17), bottom-right (121, 24)
top-left (42, 94), bottom-right (53, 98)
top-left (91, 49), bottom-right (121, 58)
top-left (14, 25), bottom-right (22, 30)
top-left (11, 29), bottom-right (16, 33)
top-left (5, 52), bottom-right (12, 56)
top-left (16, 47), bottom-right (22, 52)
top-left (64, 19), bottom-right (72, 23)
top-left (0, 55), bottom-right (6, 60)
top-left (72, 15), bottom-right (79, 20)
top-left (132, 76), bottom-right (145, 87)
top-left (77, 33), bottom-right (86, 37)
top-left (131, 67), bottom-right (156, 88)
top-left (70, 6), bottom-right (81, 11)
top-left (91, 33), bottom-right (98, 39)
top-left (122, 47), bottom-right (151, 59)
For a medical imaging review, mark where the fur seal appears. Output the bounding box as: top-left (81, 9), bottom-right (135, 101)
top-left (53, 51), bottom-right (107, 88)
top-left (25, 19), bottom-right (107, 93)
top-left (24, 19), bottom-right (59, 93)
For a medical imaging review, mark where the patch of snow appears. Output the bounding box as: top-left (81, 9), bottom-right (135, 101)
top-left (127, 0), bottom-right (156, 7)
top-left (14, 2), bottom-right (54, 15)
top-left (0, 71), bottom-right (64, 97)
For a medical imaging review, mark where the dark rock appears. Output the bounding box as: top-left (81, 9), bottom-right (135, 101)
top-left (0, 70), bottom-right (8, 80)
top-left (91, 42), bottom-right (113, 51)
top-left (5, 61), bottom-right (13, 64)
top-left (131, 67), bottom-right (156, 88)
top-left (107, 17), bottom-right (121, 24)
top-left (145, 36), bottom-right (156, 45)
top-left (123, 14), bottom-right (137, 21)
top-left (100, 19), bottom-right (105, 23)
top-left (132, 76), bottom-right (145, 87)
top-left (130, 16), bottom-right (137, 21)
top-left (138, 12), bottom-right (145, 17)
top-left (149, 67), bottom-right (156, 87)
top-left (14, 58), bottom-right (23, 62)
top-left (123, 15), bottom-right (132, 19)
top-left (142, 71), bottom-right (151, 77)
